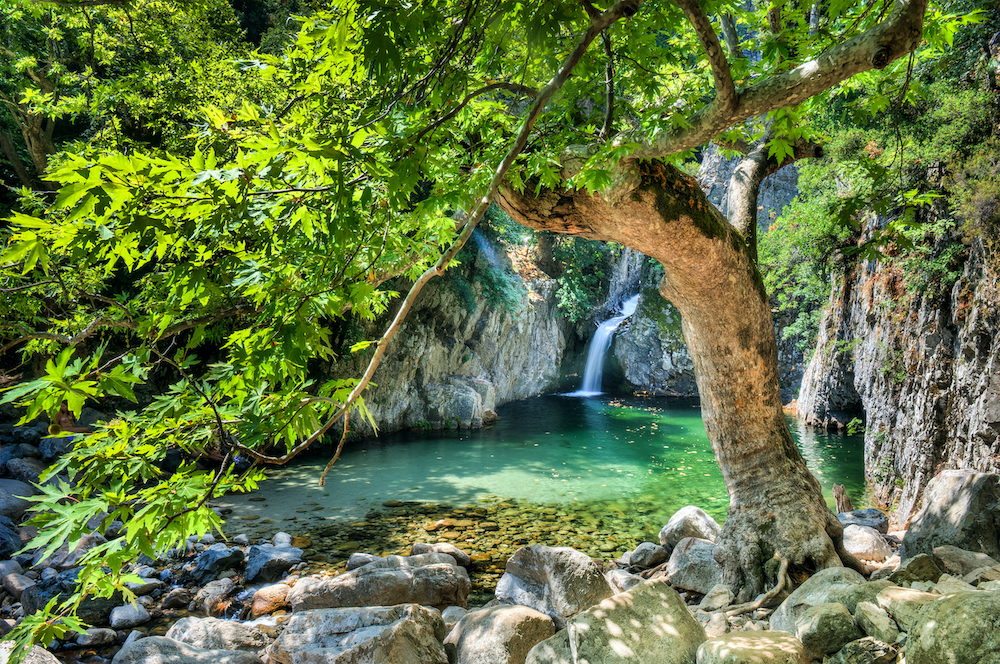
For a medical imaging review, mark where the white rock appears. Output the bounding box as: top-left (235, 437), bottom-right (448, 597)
top-left (659, 506), bottom-right (722, 549)
top-left (842, 525), bottom-right (891, 562)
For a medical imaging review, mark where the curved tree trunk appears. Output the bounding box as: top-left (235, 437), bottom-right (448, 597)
top-left (498, 159), bottom-right (860, 601)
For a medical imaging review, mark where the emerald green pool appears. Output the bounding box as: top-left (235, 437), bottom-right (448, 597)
top-left (219, 395), bottom-right (866, 531)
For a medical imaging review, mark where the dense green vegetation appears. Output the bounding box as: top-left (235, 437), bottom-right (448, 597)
top-left (0, 0), bottom-right (984, 656)
top-left (760, 9), bottom-right (999, 354)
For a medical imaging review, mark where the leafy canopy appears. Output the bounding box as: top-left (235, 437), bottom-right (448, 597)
top-left (0, 0), bottom-right (979, 657)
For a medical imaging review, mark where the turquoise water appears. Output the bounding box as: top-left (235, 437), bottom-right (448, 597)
top-left (219, 395), bottom-right (866, 530)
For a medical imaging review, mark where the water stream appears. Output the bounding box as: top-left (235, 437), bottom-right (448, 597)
top-left (218, 395), bottom-right (866, 536)
top-left (568, 294), bottom-right (641, 397)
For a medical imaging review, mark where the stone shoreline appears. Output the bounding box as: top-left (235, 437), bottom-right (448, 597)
top-left (2, 469), bottom-right (999, 663)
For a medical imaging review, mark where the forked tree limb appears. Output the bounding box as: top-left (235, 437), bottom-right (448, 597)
top-left (675, 0), bottom-right (737, 113)
top-left (628, 0), bottom-right (929, 160)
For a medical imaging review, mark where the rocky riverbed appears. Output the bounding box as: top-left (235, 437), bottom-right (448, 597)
top-left (1, 469), bottom-right (999, 663)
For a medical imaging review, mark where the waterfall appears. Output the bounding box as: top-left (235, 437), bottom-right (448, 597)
top-left (569, 294), bottom-right (640, 396)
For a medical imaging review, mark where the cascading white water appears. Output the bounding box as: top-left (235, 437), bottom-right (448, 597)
top-left (568, 294), bottom-right (640, 396)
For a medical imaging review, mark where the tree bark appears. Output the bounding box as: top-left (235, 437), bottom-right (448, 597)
top-left (498, 160), bottom-right (860, 601)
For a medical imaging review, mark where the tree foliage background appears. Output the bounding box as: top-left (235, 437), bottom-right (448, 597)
top-left (0, 0), bottom-right (990, 655)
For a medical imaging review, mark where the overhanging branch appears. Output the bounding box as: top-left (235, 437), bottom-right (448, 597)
top-left (675, 0), bottom-right (736, 113)
top-left (629, 0), bottom-right (929, 160)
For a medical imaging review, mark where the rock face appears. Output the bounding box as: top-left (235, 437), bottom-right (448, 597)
top-left (335, 260), bottom-right (568, 435)
top-left (494, 545), bottom-right (613, 628)
top-left (266, 605), bottom-right (448, 664)
top-left (900, 470), bottom-right (1000, 560)
top-left (525, 579), bottom-right (706, 664)
top-left (797, 234), bottom-right (1000, 527)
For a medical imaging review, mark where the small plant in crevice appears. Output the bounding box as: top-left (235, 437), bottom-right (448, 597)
top-left (846, 417), bottom-right (865, 435)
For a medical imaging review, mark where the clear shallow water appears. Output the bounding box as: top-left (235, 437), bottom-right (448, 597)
top-left (218, 395), bottom-right (866, 530)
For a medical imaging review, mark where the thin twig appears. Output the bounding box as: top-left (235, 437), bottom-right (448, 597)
top-left (318, 411), bottom-right (350, 486)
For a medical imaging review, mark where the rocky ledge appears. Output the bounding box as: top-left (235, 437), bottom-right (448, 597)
top-left (1, 469), bottom-right (999, 664)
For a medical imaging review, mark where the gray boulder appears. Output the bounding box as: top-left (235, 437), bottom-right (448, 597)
top-left (836, 509), bottom-right (889, 534)
top-left (190, 544), bottom-right (244, 584)
top-left (38, 436), bottom-right (71, 460)
top-left (771, 567), bottom-right (883, 634)
top-left (266, 605), bottom-right (447, 664)
top-left (605, 568), bottom-right (644, 595)
top-left (411, 542), bottom-right (472, 566)
top-left (444, 604), bottom-right (555, 664)
top-left (888, 553), bottom-right (942, 585)
top-left (842, 525), bottom-right (891, 562)
top-left (659, 506), bottom-right (722, 549)
top-left (526, 579), bottom-right (706, 664)
top-left (245, 544), bottom-right (303, 583)
top-left (854, 600), bottom-right (899, 644)
top-left (0, 478), bottom-right (37, 521)
top-left (165, 616), bottom-right (270, 652)
top-left (20, 568), bottom-right (120, 625)
top-left (629, 542), bottom-right (669, 568)
top-left (358, 552), bottom-right (457, 570)
top-left (33, 532), bottom-right (108, 570)
top-left (900, 470), bottom-right (1000, 561)
top-left (6, 457), bottom-right (46, 484)
top-left (287, 563), bottom-right (470, 611)
top-left (495, 545), bottom-right (613, 628)
top-left (906, 591), bottom-right (1000, 664)
top-left (110, 636), bottom-right (262, 664)
top-left (932, 545), bottom-right (1000, 577)
top-left (2, 572), bottom-right (35, 601)
top-left (826, 637), bottom-right (899, 664)
top-left (792, 602), bottom-right (862, 657)
top-left (696, 631), bottom-right (810, 664)
top-left (345, 552), bottom-right (382, 570)
top-left (192, 578), bottom-right (237, 617)
top-left (0, 641), bottom-right (60, 664)
top-left (110, 603), bottom-right (151, 629)
top-left (77, 628), bottom-right (117, 646)
top-left (699, 584), bottom-right (734, 612)
top-left (875, 586), bottom-right (941, 632)
top-left (1, 516), bottom-right (21, 558)
top-left (666, 537), bottom-right (723, 594)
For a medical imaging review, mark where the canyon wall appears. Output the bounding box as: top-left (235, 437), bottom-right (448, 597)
top-left (337, 253), bottom-right (569, 436)
top-left (798, 235), bottom-right (1000, 526)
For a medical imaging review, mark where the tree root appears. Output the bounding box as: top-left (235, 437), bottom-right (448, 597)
top-left (724, 556), bottom-right (789, 618)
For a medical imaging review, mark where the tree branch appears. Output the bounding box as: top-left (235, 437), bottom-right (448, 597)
top-left (629, 0), bottom-right (929, 160)
top-left (413, 81), bottom-right (539, 144)
top-left (599, 30), bottom-right (615, 141)
top-left (675, 0), bottom-right (737, 113)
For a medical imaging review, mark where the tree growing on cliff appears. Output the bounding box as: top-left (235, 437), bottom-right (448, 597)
top-left (0, 0), bottom-right (978, 652)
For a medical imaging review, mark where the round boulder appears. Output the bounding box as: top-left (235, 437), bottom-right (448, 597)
top-left (659, 506), bottom-right (722, 549)
top-left (842, 525), bottom-right (891, 562)
top-left (906, 590), bottom-right (1000, 664)
top-left (444, 604), bottom-right (555, 664)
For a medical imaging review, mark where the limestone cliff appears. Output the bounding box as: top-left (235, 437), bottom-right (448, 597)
top-left (337, 257), bottom-right (568, 435)
top-left (798, 234), bottom-right (1000, 527)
